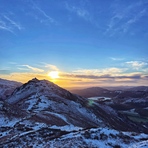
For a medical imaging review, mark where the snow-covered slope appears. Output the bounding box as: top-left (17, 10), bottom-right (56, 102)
top-left (1, 78), bottom-right (148, 148)
top-left (6, 78), bottom-right (146, 133)
top-left (0, 78), bottom-right (22, 100)
top-left (1, 125), bottom-right (148, 148)
top-left (7, 78), bottom-right (102, 128)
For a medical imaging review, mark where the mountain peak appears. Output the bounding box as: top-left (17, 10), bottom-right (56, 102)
top-left (27, 78), bottom-right (55, 87)
top-left (7, 78), bottom-right (59, 104)
top-left (32, 77), bottom-right (38, 81)
top-left (29, 77), bottom-right (39, 82)
top-left (5, 78), bottom-right (101, 128)
top-left (7, 78), bottom-right (83, 106)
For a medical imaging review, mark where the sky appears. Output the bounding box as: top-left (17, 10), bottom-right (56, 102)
top-left (0, 0), bottom-right (148, 89)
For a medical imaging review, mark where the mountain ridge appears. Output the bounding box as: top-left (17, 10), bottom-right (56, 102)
top-left (0, 78), bottom-right (148, 147)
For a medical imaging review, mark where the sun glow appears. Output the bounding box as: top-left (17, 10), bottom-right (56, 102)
top-left (48, 71), bottom-right (59, 79)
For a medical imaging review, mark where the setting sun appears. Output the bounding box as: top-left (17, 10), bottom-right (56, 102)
top-left (48, 71), bottom-right (59, 79)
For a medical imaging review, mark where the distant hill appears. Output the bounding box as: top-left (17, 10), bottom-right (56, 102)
top-left (126, 86), bottom-right (148, 91)
top-left (70, 86), bottom-right (148, 99)
top-left (104, 86), bottom-right (133, 91)
top-left (0, 78), bottom-right (22, 100)
top-left (71, 87), bottom-right (110, 98)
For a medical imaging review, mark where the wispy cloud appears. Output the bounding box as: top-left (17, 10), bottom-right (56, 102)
top-left (65, 2), bottom-right (92, 22)
top-left (21, 65), bottom-right (44, 72)
top-left (31, 1), bottom-right (57, 25)
top-left (73, 67), bottom-right (124, 76)
top-left (59, 66), bottom-right (147, 86)
top-left (126, 61), bottom-right (148, 70)
top-left (45, 64), bottom-right (59, 71)
top-left (0, 20), bottom-right (14, 34)
top-left (40, 62), bottom-right (59, 71)
top-left (3, 15), bottom-right (23, 30)
top-left (106, 1), bottom-right (147, 35)
top-left (17, 67), bottom-right (30, 71)
top-left (110, 57), bottom-right (124, 61)
top-left (61, 73), bottom-right (142, 80)
top-left (101, 68), bottom-right (124, 75)
top-left (0, 14), bottom-right (23, 34)
top-left (122, 9), bottom-right (146, 33)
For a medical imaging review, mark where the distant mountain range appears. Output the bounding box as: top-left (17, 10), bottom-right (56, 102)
top-left (71, 87), bottom-right (110, 98)
top-left (126, 86), bottom-right (148, 92)
top-left (71, 86), bottom-right (148, 98)
top-left (0, 78), bottom-right (148, 147)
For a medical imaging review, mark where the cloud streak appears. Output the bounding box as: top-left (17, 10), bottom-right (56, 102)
top-left (31, 1), bottom-right (56, 25)
top-left (126, 61), bottom-right (148, 70)
top-left (3, 15), bottom-right (22, 30)
top-left (61, 73), bottom-right (142, 80)
top-left (110, 57), bottom-right (124, 61)
top-left (65, 2), bottom-right (92, 23)
top-left (22, 65), bottom-right (44, 72)
top-left (0, 14), bottom-right (23, 34)
top-left (0, 20), bottom-right (14, 33)
top-left (106, 1), bottom-right (147, 35)
top-left (73, 67), bottom-right (124, 76)
top-left (122, 9), bottom-right (146, 33)
top-left (44, 64), bottom-right (59, 71)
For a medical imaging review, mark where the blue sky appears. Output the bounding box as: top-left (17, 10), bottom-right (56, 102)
top-left (0, 0), bottom-right (148, 88)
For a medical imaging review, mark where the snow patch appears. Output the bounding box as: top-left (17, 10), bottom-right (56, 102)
top-left (50, 125), bottom-right (82, 132)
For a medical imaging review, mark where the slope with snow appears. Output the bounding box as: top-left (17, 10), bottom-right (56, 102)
top-left (6, 78), bottom-right (102, 128)
top-left (0, 78), bottom-right (22, 100)
top-left (0, 78), bottom-right (148, 148)
top-left (1, 125), bottom-right (148, 148)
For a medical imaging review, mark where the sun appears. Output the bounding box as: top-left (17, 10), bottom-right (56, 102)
top-left (48, 71), bottom-right (59, 79)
